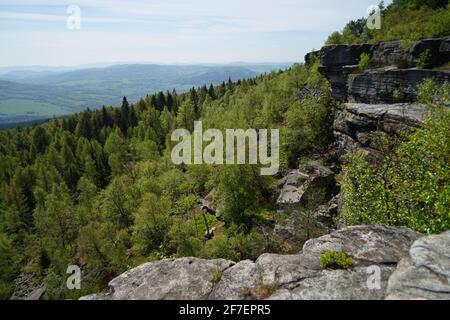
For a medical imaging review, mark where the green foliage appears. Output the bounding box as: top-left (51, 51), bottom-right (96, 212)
top-left (326, 1), bottom-right (450, 44)
top-left (320, 251), bottom-right (353, 270)
top-left (414, 49), bottom-right (432, 69)
top-left (358, 53), bottom-right (372, 72)
top-left (0, 233), bottom-right (18, 299)
top-left (0, 60), bottom-right (335, 299)
top-left (132, 194), bottom-right (172, 256)
top-left (341, 81), bottom-right (450, 234)
top-left (417, 79), bottom-right (450, 104)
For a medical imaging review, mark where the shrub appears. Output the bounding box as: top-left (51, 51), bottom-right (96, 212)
top-left (414, 49), bottom-right (432, 69)
top-left (393, 88), bottom-right (405, 102)
top-left (358, 53), bottom-right (372, 72)
top-left (320, 251), bottom-right (353, 270)
top-left (400, 39), bottom-right (415, 53)
top-left (341, 81), bottom-right (450, 234)
top-left (211, 269), bottom-right (223, 284)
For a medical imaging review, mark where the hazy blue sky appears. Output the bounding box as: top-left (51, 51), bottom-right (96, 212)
top-left (0, 0), bottom-right (391, 67)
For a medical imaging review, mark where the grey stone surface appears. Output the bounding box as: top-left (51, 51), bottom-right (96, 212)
top-left (348, 69), bottom-right (450, 104)
top-left (81, 257), bottom-right (234, 300)
top-left (386, 231), bottom-right (450, 300)
top-left (333, 103), bottom-right (430, 157)
top-left (302, 225), bottom-right (422, 269)
top-left (314, 37), bottom-right (450, 103)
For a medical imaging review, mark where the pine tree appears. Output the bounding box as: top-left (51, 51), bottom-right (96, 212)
top-left (120, 97), bottom-right (130, 134)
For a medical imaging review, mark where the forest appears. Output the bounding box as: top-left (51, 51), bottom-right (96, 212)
top-left (0, 0), bottom-right (449, 299)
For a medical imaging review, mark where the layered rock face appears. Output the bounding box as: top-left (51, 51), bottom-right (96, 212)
top-left (333, 103), bottom-right (429, 156)
top-left (82, 225), bottom-right (446, 301)
top-left (318, 37), bottom-right (450, 103)
top-left (315, 37), bottom-right (449, 159)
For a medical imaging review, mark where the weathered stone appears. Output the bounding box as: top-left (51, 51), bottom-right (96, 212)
top-left (372, 41), bottom-right (407, 67)
top-left (320, 44), bottom-right (373, 67)
top-left (209, 260), bottom-right (260, 300)
top-left (408, 37), bottom-right (450, 68)
top-left (314, 37), bottom-right (450, 103)
top-left (277, 266), bottom-right (395, 300)
top-left (386, 231), bottom-right (450, 300)
top-left (10, 272), bottom-right (46, 300)
top-left (348, 69), bottom-right (450, 104)
top-left (25, 285), bottom-right (46, 301)
top-left (82, 258), bottom-right (235, 300)
top-left (302, 225), bottom-right (422, 269)
top-left (333, 103), bottom-right (430, 158)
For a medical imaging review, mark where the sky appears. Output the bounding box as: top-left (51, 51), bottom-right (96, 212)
top-left (0, 0), bottom-right (392, 67)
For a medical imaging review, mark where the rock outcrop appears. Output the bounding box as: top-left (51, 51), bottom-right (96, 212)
top-left (275, 161), bottom-right (339, 249)
top-left (333, 103), bottom-right (430, 156)
top-left (315, 38), bottom-right (449, 161)
top-left (386, 231), bottom-right (450, 300)
top-left (348, 68), bottom-right (449, 104)
top-left (81, 225), bottom-right (425, 300)
top-left (317, 37), bottom-right (450, 103)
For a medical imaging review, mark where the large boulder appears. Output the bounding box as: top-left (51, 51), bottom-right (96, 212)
top-left (301, 225), bottom-right (422, 270)
top-left (80, 258), bottom-right (234, 300)
top-left (386, 231), bottom-right (450, 300)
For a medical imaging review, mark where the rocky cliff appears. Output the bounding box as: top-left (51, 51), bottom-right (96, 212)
top-left (317, 37), bottom-right (450, 102)
top-left (315, 37), bottom-right (450, 159)
top-left (81, 225), bottom-right (450, 300)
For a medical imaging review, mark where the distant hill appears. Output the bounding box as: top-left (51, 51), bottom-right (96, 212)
top-left (0, 63), bottom-right (291, 125)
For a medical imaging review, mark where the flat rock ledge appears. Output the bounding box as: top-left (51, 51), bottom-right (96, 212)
top-left (78, 225), bottom-right (450, 301)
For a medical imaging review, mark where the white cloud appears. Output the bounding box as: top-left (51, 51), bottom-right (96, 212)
top-left (0, 0), bottom-right (393, 66)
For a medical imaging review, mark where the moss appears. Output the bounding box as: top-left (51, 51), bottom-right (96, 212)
top-left (320, 251), bottom-right (353, 270)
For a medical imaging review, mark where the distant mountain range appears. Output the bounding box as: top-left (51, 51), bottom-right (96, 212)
top-left (0, 63), bottom-right (292, 126)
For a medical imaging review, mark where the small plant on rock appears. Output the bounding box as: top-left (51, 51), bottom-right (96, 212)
top-left (415, 49), bottom-right (432, 69)
top-left (358, 53), bottom-right (372, 72)
top-left (211, 268), bottom-right (223, 284)
top-left (320, 251), bottom-right (353, 270)
top-left (243, 283), bottom-right (280, 300)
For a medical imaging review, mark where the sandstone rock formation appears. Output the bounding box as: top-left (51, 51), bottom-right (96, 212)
top-left (81, 225), bottom-right (424, 300)
top-left (275, 161), bottom-right (339, 249)
top-left (386, 231), bottom-right (450, 300)
top-left (317, 37), bottom-right (450, 103)
top-left (333, 103), bottom-right (430, 156)
top-left (348, 68), bottom-right (449, 104)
